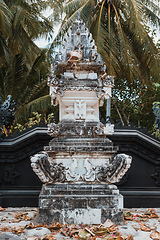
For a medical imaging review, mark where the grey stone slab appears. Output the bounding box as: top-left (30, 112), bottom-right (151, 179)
top-left (118, 225), bottom-right (138, 237)
top-left (0, 232), bottom-right (25, 240)
top-left (64, 72), bottom-right (74, 78)
top-left (25, 227), bottom-right (51, 237)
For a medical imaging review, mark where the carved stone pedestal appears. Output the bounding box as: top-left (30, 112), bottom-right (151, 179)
top-left (31, 14), bottom-right (132, 225)
top-left (37, 183), bottom-right (123, 225)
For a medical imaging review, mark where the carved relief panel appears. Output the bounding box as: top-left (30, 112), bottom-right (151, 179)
top-left (59, 91), bottom-right (99, 122)
top-left (75, 100), bottom-right (86, 120)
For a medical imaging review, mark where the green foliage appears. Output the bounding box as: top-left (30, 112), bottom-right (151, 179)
top-left (51, 0), bottom-right (160, 83)
top-left (54, 0), bottom-right (160, 132)
top-left (0, 0), bottom-right (56, 126)
top-left (99, 78), bottom-right (160, 135)
top-left (152, 123), bottom-right (160, 138)
top-left (1, 0), bottom-right (159, 135)
top-left (14, 111), bottom-right (55, 132)
top-left (112, 79), bottom-right (160, 132)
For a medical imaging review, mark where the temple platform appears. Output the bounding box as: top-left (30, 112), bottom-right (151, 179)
top-left (37, 183), bottom-right (123, 225)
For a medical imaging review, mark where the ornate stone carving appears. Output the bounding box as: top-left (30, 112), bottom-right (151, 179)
top-left (65, 157), bottom-right (96, 182)
top-left (116, 173), bottom-right (129, 186)
top-left (48, 76), bottom-right (59, 86)
top-left (46, 121), bottom-right (111, 138)
top-left (31, 14), bottom-right (132, 225)
top-left (68, 50), bottom-right (83, 62)
top-left (153, 103), bottom-right (160, 131)
top-left (101, 74), bottom-right (114, 87)
top-left (3, 164), bottom-right (20, 184)
top-left (96, 154), bottom-right (132, 183)
top-left (56, 12), bottom-right (105, 66)
top-left (31, 151), bottom-right (131, 184)
top-left (30, 151), bottom-right (66, 183)
top-left (95, 122), bottom-right (105, 135)
top-left (0, 95), bottom-right (17, 139)
top-left (151, 167), bottom-right (160, 187)
top-left (75, 100), bottom-right (86, 120)
top-left (48, 123), bottom-right (60, 137)
top-left (103, 123), bottom-right (114, 135)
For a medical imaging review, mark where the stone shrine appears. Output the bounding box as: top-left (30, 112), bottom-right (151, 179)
top-left (31, 14), bottom-right (132, 224)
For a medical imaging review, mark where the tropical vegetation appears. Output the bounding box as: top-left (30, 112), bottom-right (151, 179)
top-left (0, 0), bottom-right (159, 135)
top-left (51, 0), bottom-right (160, 82)
top-left (0, 0), bottom-right (57, 125)
top-left (52, 0), bottom-right (160, 133)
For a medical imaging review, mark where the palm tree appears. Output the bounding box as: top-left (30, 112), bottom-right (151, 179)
top-left (0, 0), bottom-right (53, 64)
top-left (0, 0), bottom-right (56, 123)
top-left (0, 0), bottom-right (12, 65)
top-left (50, 0), bottom-right (160, 83)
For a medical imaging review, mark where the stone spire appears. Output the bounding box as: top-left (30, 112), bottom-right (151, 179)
top-left (48, 14), bottom-right (114, 134)
top-left (56, 11), bottom-right (105, 64)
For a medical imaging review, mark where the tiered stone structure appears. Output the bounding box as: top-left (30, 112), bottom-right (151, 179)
top-left (31, 14), bottom-right (132, 224)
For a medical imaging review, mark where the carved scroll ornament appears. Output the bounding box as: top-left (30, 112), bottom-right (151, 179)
top-left (31, 152), bottom-right (132, 184)
top-left (96, 154), bottom-right (132, 183)
top-left (31, 151), bottom-right (66, 183)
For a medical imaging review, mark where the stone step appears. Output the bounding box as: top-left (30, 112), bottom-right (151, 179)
top-left (44, 145), bottom-right (118, 152)
top-left (39, 195), bottom-right (122, 210)
top-left (41, 184), bottom-right (119, 196)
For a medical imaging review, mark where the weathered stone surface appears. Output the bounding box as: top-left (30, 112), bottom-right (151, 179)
top-left (0, 232), bottom-right (25, 240)
top-left (31, 13), bottom-right (132, 225)
top-left (118, 225), bottom-right (138, 237)
top-left (31, 150), bottom-right (131, 184)
top-left (25, 227), bottom-right (51, 237)
top-left (36, 184), bottom-right (123, 225)
top-left (47, 121), bottom-right (113, 138)
top-left (26, 237), bottom-right (39, 240)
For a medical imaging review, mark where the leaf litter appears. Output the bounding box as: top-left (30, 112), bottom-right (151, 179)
top-left (0, 207), bottom-right (160, 239)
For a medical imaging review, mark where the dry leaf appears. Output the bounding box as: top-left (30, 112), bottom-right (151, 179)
top-left (41, 236), bottom-right (56, 240)
top-left (116, 236), bottom-right (124, 240)
top-left (48, 222), bottom-right (62, 231)
top-left (78, 229), bottom-right (91, 239)
top-left (150, 231), bottom-right (160, 240)
top-left (127, 235), bottom-right (134, 240)
top-left (140, 222), bottom-right (151, 232)
top-left (107, 225), bottom-right (117, 233)
top-left (14, 212), bottom-right (32, 221)
top-left (60, 228), bottom-right (69, 237)
top-left (144, 209), bottom-right (158, 218)
top-left (92, 226), bottom-right (108, 236)
top-left (103, 219), bottom-right (114, 228)
top-left (85, 227), bottom-right (95, 237)
top-left (0, 206), bottom-right (5, 211)
top-left (151, 213), bottom-right (159, 218)
top-left (12, 227), bottom-right (24, 234)
top-left (123, 212), bottom-right (133, 221)
top-left (144, 209), bottom-right (152, 215)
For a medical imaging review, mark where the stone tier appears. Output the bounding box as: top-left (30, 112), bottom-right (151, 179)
top-left (37, 183), bottom-right (123, 225)
top-left (47, 121), bottom-right (115, 138)
top-left (48, 74), bottom-right (114, 95)
top-left (44, 138), bottom-right (118, 153)
top-left (58, 62), bottom-right (104, 73)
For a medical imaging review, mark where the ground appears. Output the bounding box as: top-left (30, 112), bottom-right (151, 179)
top-left (0, 207), bottom-right (160, 239)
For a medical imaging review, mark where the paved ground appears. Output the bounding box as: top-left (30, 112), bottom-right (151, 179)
top-left (0, 207), bottom-right (160, 239)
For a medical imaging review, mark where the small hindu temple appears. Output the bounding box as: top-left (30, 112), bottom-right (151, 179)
top-left (31, 14), bottom-right (132, 225)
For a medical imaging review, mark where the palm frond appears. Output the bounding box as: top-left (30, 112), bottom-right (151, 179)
top-left (15, 95), bottom-right (51, 123)
top-left (0, 0), bottom-right (12, 36)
